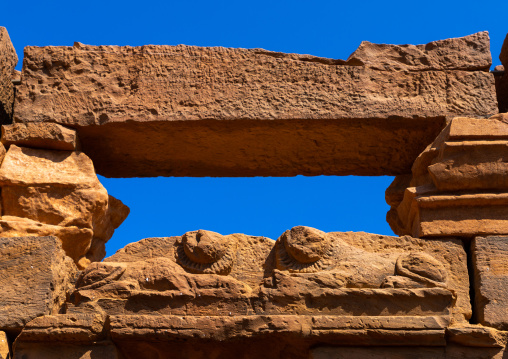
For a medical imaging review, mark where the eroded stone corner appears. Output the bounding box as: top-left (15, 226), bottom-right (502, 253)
top-left (0, 122), bottom-right (129, 269)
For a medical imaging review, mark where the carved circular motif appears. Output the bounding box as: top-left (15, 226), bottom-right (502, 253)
top-left (284, 226), bottom-right (330, 263)
top-left (276, 226), bottom-right (334, 273)
top-left (176, 230), bottom-right (234, 275)
top-left (183, 229), bottom-right (229, 264)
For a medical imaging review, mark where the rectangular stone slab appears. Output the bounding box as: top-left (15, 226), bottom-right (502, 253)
top-left (109, 314), bottom-right (447, 346)
top-left (472, 236), bottom-right (508, 330)
top-left (0, 236), bottom-right (77, 335)
top-left (13, 33), bottom-right (498, 177)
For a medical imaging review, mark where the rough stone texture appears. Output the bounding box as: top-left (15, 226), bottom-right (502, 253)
top-left (500, 34), bottom-right (508, 73)
top-left (311, 345), bottom-right (508, 359)
top-left (387, 115), bottom-right (508, 238)
top-left (4, 30), bottom-right (508, 358)
top-left (13, 33), bottom-right (497, 177)
top-left (13, 313), bottom-right (120, 359)
top-left (0, 142), bottom-right (5, 167)
top-left (0, 145), bottom-right (129, 266)
top-left (106, 232), bottom-right (274, 288)
top-left (16, 314), bottom-right (107, 343)
top-left (0, 216), bottom-right (93, 264)
top-left (0, 236), bottom-right (77, 335)
top-left (447, 325), bottom-right (508, 348)
top-left (13, 343), bottom-right (119, 359)
top-left (497, 34), bottom-right (508, 113)
top-left (0, 331), bottom-right (9, 359)
top-left (68, 227), bottom-right (469, 322)
top-left (14, 314), bottom-right (449, 359)
top-left (2, 123), bottom-right (79, 151)
top-left (0, 27), bottom-right (17, 125)
top-left (347, 32), bottom-right (492, 71)
top-left (472, 236), bottom-right (508, 331)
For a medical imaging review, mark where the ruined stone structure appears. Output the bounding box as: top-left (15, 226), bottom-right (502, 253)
top-left (1, 26), bottom-right (508, 358)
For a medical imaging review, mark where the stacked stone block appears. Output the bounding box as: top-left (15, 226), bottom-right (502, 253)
top-left (1, 25), bottom-right (508, 358)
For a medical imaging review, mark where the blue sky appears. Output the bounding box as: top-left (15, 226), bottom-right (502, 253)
top-left (2, 1), bottom-right (506, 256)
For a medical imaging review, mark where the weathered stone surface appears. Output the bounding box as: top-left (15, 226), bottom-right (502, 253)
top-left (0, 331), bottom-right (9, 359)
top-left (0, 216), bottom-right (93, 265)
top-left (447, 325), bottom-right (508, 348)
top-left (109, 315), bottom-right (447, 347)
top-left (14, 313), bottom-right (447, 359)
top-left (69, 227), bottom-right (469, 322)
top-left (0, 27), bottom-right (17, 125)
top-left (0, 142), bottom-right (5, 167)
top-left (11, 69), bottom-right (20, 83)
top-left (495, 74), bottom-right (508, 114)
top-left (106, 232), bottom-right (274, 288)
top-left (388, 115), bottom-right (508, 238)
top-left (0, 145), bottom-right (129, 265)
top-left (497, 34), bottom-right (508, 113)
top-left (311, 346), bottom-right (447, 359)
top-left (13, 33), bottom-right (497, 177)
top-left (311, 345), bottom-right (508, 359)
top-left (269, 228), bottom-right (470, 321)
top-left (12, 314), bottom-right (119, 359)
top-left (13, 342), bottom-right (119, 359)
top-left (2, 123), bottom-right (79, 151)
top-left (347, 32), bottom-right (492, 71)
top-left (472, 236), bottom-right (508, 331)
top-left (0, 236), bottom-right (77, 335)
top-left (500, 33), bottom-right (508, 70)
top-left (16, 314), bottom-right (107, 343)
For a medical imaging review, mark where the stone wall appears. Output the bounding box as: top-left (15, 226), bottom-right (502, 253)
top-left (1, 25), bottom-right (508, 358)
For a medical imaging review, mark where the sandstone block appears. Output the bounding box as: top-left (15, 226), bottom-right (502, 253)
top-left (447, 325), bottom-right (507, 348)
top-left (0, 145), bottom-right (129, 265)
top-left (15, 314), bottom-right (107, 343)
top-left (472, 236), bottom-right (508, 330)
top-left (14, 313), bottom-right (447, 359)
top-left (388, 116), bottom-right (508, 238)
top-left (0, 236), bottom-right (77, 335)
top-left (311, 346), bottom-right (447, 359)
top-left (109, 314), bottom-right (447, 346)
top-left (12, 229), bottom-right (471, 358)
top-left (0, 216), bottom-right (93, 264)
top-left (106, 232), bottom-right (274, 288)
top-left (497, 34), bottom-right (508, 113)
top-left (0, 142), bottom-right (5, 167)
top-left (0, 27), bottom-right (17, 125)
top-left (13, 342), bottom-right (119, 359)
top-left (2, 123), bottom-right (79, 151)
top-left (0, 331), bottom-right (9, 359)
top-left (70, 227), bottom-right (469, 322)
top-left (13, 33), bottom-right (497, 177)
top-left (311, 346), bottom-right (508, 359)
top-left (12, 314), bottom-right (119, 359)
top-left (500, 33), bottom-right (508, 69)
top-left (347, 31), bottom-right (491, 71)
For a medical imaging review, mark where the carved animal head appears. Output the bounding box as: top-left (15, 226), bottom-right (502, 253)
top-left (383, 252), bottom-right (448, 289)
top-left (183, 229), bottom-right (229, 264)
top-left (176, 230), bottom-right (235, 275)
top-left (276, 226), bottom-right (334, 273)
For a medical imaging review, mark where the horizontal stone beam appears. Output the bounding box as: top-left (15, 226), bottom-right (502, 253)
top-left (14, 32), bottom-right (497, 177)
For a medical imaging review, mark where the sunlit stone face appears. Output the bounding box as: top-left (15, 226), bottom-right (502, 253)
top-left (183, 229), bottom-right (229, 264)
top-left (283, 226), bottom-right (330, 264)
